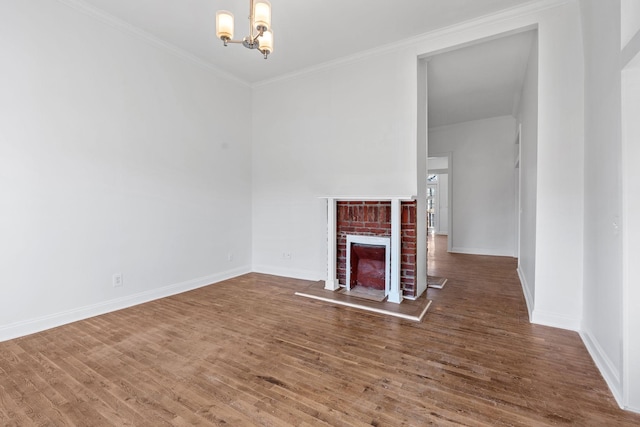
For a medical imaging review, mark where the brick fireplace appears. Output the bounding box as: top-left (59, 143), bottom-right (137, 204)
top-left (323, 196), bottom-right (419, 303)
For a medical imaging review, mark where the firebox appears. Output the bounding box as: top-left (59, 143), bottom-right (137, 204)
top-left (346, 235), bottom-right (391, 295)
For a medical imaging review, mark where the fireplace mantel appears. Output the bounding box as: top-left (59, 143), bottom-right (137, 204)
top-left (320, 196), bottom-right (417, 304)
top-left (320, 196), bottom-right (416, 201)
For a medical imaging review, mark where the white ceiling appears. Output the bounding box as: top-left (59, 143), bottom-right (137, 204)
top-left (427, 30), bottom-right (535, 128)
top-left (73, 0), bottom-right (537, 127)
top-left (77, 0), bottom-right (536, 84)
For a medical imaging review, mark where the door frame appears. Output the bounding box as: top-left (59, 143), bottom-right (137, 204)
top-left (428, 152), bottom-right (453, 252)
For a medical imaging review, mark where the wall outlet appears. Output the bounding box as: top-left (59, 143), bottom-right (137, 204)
top-left (227, 252), bottom-right (233, 262)
top-left (282, 252), bottom-right (292, 260)
top-left (112, 273), bottom-right (123, 288)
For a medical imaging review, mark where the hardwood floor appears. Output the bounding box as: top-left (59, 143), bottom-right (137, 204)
top-left (2, 236), bottom-right (639, 425)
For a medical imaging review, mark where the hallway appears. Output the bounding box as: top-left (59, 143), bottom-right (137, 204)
top-left (424, 233), bottom-right (633, 424)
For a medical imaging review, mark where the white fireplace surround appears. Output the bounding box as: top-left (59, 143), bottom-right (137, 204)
top-left (321, 195), bottom-right (415, 304)
top-left (346, 235), bottom-right (391, 294)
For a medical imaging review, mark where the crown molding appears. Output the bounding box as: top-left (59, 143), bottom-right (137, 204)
top-left (56, 0), bottom-right (250, 87)
top-left (55, 0), bottom-right (571, 90)
top-left (252, 0), bottom-right (570, 89)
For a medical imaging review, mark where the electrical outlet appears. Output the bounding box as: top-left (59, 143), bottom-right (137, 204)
top-left (227, 252), bottom-right (233, 262)
top-left (282, 252), bottom-right (292, 260)
top-left (112, 273), bottom-right (123, 288)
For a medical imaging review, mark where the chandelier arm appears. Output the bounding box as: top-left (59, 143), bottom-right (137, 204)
top-left (251, 28), bottom-right (264, 44)
top-left (248, 0), bottom-right (255, 41)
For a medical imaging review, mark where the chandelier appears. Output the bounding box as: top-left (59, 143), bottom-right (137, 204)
top-left (215, 0), bottom-right (274, 59)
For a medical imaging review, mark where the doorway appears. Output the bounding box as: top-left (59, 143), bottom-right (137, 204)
top-left (427, 155), bottom-right (451, 240)
top-left (427, 176), bottom-right (437, 234)
top-left (423, 29), bottom-right (537, 261)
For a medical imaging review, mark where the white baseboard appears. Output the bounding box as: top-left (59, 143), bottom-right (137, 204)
top-left (252, 265), bottom-right (323, 282)
top-left (450, 246), bottom-right (514, 257)
top-left (515, 271), bottom-right (626, 410)
top-left (531, 309), bottom-right (581, 331)
top-left (516, 266), bottom-right (534, 320)
top-left (0, 266), bottom-right (250, 343)
top-left (625, 404), bottom-right (640, 414)
top-left (580, 329), bottom-right (623, 409)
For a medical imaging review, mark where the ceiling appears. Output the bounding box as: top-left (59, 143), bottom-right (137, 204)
top-left (427, 30), bottom-right (535, 128)
top-left (77, 0), bottom-right (536, 84)
top-left (74, 0), bottom-right (537, 128)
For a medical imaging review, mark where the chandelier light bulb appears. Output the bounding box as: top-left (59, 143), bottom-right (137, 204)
top-left (216, 11), bottom-right (234, 40)
top-left (258, 30), bottom-right (274, 58)
top-left (253, 0), bottom-right (271, 32)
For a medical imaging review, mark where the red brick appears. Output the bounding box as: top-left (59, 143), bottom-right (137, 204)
top-left (336, 199), bottom-right (417, 293)
top-left (378, 209), bottom-right (385, 223)
top-left (366, 206), bottom-right (378, 223)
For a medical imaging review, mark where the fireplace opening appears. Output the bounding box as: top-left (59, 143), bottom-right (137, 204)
top-left (345, 235), bottom-right (391, 297)
top-left (350, 244), bottom-right (386, 290)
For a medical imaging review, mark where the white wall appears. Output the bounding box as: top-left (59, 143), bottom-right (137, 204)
top-left (251, 48), bottom-right (419, 280)
top-left (428, 157), bottom-right (449, 170)
top-left (621, 1), bottom-right (640, 412)
top-left (580, 0), bottom-right (625, 403)
top-left (0, 0), bottom-right (252, 340)
top-left (416, 59), bottom-right (428, 296)
top-left (622, 52), bottom-right (640, 413)
top-left (530, 2), bottom-right (584, 331)
top-left (580, 0), bottom-right (640, 412)
top-left (517, 34), bottom-right (539, 318)
top-left (621, 0), bottom-right (640, 48)
top-left (437, 174), bottom-right (449, 235)
top-left (429, 116), bottom-right (517, 256)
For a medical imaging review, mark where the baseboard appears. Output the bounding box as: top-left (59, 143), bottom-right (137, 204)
top-left (450, 246), bottom-right (514, 257)
top-left (516, 266), bottom-right (534, 320)
top-left (516, 272), bottom-right (625, 410)
top-left (626, 404), bottom-right (640, 414)
top-left (580, 329), bottom-right (623, 409)
top-left (0, 266), bottom-right (250, 343)
top-left (531, 309), bottom-right (581, 331)
top-left (252, 265), bottom-right (322, 282)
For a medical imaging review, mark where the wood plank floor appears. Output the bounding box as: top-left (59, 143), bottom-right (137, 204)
top-left (2, 235), bottom-right (640, 426)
